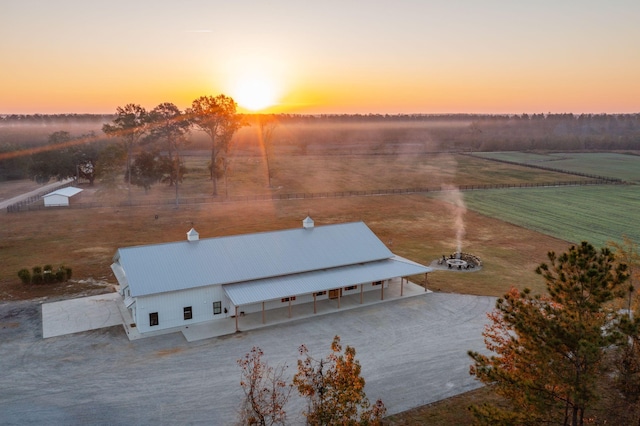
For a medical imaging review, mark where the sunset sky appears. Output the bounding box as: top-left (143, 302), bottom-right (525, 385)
top-left (1, 0), bottom-right (639, 115)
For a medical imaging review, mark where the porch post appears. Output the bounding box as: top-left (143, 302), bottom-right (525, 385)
top-left (288, 298), bottom-right (292, 318)
top-left (360, 284), bottom-right (363, 304)
top-left (381, 280), bottom-right (384, 300)
top-left (401, 277), bottom-right (404, 296)
top-left (425, 272), bottom-right (428, 291)
top-left (235, 306), bottom-right (239, 332)
top-left (262, 301), bottom-right (265, 324)
top-left (313, 293), bottom-right (317, 314)
top-left (338, 290), bottom-right (341, 309)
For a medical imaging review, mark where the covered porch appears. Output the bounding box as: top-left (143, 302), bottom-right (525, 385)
top-left (225, 273), bottom-right (430, 333)
top-left (180, 276), bottom-right (430, 341)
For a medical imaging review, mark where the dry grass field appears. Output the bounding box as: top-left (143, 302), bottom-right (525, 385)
top-left (1, 151), bottom-right (573, 302)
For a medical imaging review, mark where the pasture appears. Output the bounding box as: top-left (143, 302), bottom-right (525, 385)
top-left (473, 151), bottom-right (640, 183)
top-left (462, 185), bottom-right (640, 249)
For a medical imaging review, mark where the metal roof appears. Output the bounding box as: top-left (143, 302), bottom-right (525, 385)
top-left (43, 186), bottom-right (83, 198)
top-left (114, 221), bottom-right (397, 297)
top-left (223, 255), bottom-right (432, 306)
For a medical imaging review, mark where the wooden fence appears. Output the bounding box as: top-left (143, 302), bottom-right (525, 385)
top-left (463, 153), bottom-right (624, 183)
top-left (6, 179), bottom-right (618, 213)
top-left (5, 180), bottom-right (76, 213)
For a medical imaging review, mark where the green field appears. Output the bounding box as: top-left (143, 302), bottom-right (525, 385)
top-left (473, 152), bottom-right (640, 183)
top-left (461, 185), bottom-right (640, 248)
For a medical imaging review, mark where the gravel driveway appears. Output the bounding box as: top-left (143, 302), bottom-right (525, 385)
top-left (0, 292), bottom-right (494, 425)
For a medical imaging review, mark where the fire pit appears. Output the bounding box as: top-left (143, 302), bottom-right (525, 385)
top-left (437, 252), bottom-right (482, 270)
top-left (446, 257), bottom-right (468, 269)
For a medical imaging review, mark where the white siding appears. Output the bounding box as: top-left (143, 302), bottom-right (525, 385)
top-left (233, 280), bottom-right (389, 314)
top-left (43, 187), bottom-right (82, 207)
top-left (132, 279), bottom-right (391, 332)
top-left (43, 194), bottom-right (69, 207)
top-left (134, 285), bottom-right (230, 334)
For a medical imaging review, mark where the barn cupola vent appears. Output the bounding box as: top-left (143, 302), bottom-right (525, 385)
top-left (187, 228), bottom-right (199, 242)
top-left (303, 216), bottom-right (314, 229)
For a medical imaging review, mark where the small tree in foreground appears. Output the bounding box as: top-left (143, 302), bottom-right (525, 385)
top-left (294, 335), bottom-right (386, 425)
top-left (469, 242), bottom-right (628, 426)
top-left (237, 347), bottom-right (292, 426)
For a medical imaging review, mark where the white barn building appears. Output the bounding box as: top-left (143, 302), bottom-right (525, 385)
top-left (111, 218), bottom-right (432, 335)
top-left (43, 186), bottom-right (83, 207)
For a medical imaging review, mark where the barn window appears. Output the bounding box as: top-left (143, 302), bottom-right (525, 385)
top-left (149, 312), bottom-right (159, 326)
top-left (281, 296), bottom-right (296, 303)
top-left (315, 291), bottom-right (327, 296)
top-left (183, 306), bottom-right (193, 320)
top-left (372, 280), bottom-right (383, 286)
top-left (213, 301), bottom-right (222, 315)
top-left (344, 285), bottom-right (358, 291)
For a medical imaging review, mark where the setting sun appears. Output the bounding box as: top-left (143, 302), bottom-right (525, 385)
top-left (231, 75), bottom-right (280, 112)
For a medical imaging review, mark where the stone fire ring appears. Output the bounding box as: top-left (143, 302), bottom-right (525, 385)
top-left (446, 258), bottom-right (468, 268)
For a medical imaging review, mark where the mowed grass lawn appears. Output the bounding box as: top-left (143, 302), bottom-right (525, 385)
top-left (462, 185), bottom-right (640, 248)
top-left (473, 152), bottom-right (640, 183)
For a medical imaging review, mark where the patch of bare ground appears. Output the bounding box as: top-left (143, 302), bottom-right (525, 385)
top-left (0, 278), bottom-right (112, 302)
top-left (0, 179), bottom-right (45, 201)
top-left (155, 347), bottom-right (184, 357)
top-left (384, 386), bottom-right (510, 425)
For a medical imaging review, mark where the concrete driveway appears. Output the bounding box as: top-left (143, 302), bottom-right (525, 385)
top-left (1, 292), bottom-right (495, 425)
top-left (41, 293), bottom-right (123, 338)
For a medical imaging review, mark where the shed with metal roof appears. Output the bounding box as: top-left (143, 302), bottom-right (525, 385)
top-left (111, 218), bottom-right (432, 334)
top-left (43, 186), bottom-right (83, 207)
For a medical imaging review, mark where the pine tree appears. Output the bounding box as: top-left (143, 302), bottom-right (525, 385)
top-left (469, 242), bottom-right (628, 425)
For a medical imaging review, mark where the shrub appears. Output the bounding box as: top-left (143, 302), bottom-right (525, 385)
top-left (42, 264), bottom-right (54, 283)
top-left (31, 273), bottom-right (43, 284)
top-left (17, 269), bottom-right (31, 284)
top-left (19, 264), bottom-right (72, 285)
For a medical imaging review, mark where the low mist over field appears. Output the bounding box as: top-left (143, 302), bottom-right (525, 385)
top-left (2, 112), bottom-right (640, 152)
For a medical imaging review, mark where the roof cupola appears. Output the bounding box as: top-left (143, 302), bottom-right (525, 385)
top-left (303, 216), bottom-right (314, 229)
top-left (187, 228), bottom-right (199, 242)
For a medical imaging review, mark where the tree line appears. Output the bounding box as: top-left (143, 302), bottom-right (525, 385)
top-left (2, 111), bottom-right (639, 184)
top-left (0, 96), bottom-right (280, 203)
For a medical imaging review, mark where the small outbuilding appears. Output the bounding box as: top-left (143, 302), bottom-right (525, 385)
top-left (111, 218), bottom-right (433, 335)
top-left (43, 186), bottom-right (83, 207)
